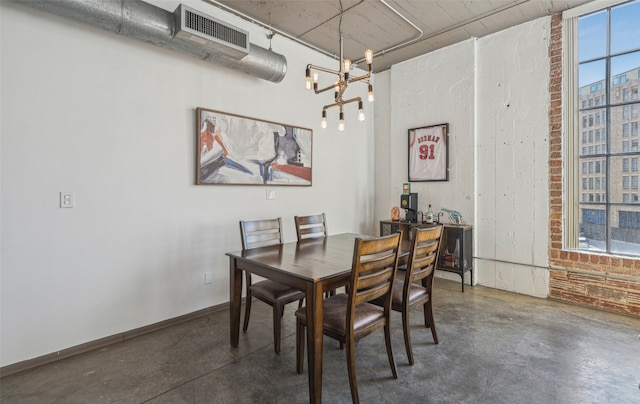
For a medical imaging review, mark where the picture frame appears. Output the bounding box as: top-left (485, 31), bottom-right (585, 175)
top-left (408, 123), bottom-right (449, 182)
top-left (196, 107), bottom-right (312, 186)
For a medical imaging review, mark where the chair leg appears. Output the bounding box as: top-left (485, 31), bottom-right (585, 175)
top-left (384, 323), bottom-right (398, 379)
top-left (424, 300), bottom-right (439, 344)
top-left (273, 303), bottom-right (283, 353)
top-left (296, 319), bottom-right (304, 374)
top-left (402, 308), bottom-right (414, 365)
top-left (345, 338), bottom-right (360, 404)
top-left (242, 291), bottom-right (252, 333)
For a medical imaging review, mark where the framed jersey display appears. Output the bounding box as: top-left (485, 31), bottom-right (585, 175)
top-left (408, 123), bottom-right (449, 182)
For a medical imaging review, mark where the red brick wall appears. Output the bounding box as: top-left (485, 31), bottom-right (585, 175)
top-left (548, 14), bottom-right (640, 317)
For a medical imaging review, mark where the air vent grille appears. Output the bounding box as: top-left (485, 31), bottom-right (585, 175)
top-left (184, 9), bottom-right (247, 49)
top-left (174, 4), bottom-right (250, 59)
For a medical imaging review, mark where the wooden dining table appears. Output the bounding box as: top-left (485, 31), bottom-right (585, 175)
top-left (227, 233), bottom-right (409, 403)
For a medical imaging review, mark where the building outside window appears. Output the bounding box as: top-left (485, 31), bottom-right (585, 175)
top-left (573, 0), bottom-right (640, 256)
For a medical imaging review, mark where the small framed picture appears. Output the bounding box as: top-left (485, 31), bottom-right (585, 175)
top-left (408, 123), bottom-right (449, 182)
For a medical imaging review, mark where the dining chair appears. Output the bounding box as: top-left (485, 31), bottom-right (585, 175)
top-left (294, 213), bottom-right (337, 298)
top-left (295, 232), bottom-right (402, 404)
top-left (239, 218), bottom-right (305, 353)
top-left (294, 213), bottom-right (328, 240)
top-left (372, 225), bottom-right (443, 365)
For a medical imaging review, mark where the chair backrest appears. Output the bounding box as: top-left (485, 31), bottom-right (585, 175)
top-left (294, 213), bottom-right (328, 240)
top-left (405, 225), bottom-right (443, 291)
top-left (239, 218), bottom-right (283, 250)
top-left (349, 232), bottom-right (402, 313)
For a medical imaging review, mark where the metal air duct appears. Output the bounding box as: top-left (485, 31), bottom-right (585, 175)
top-left (11, 0), bottom-right (287, 83)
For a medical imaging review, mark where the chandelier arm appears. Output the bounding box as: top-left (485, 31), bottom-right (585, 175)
top-left (323, 97), bottom-right (361, 111)
top-left (315, 83), bottom-right (341, 95)
top-left (307, 64), bottom-right (340, 76)
top-left (347, 73), bottom-right (372, 84)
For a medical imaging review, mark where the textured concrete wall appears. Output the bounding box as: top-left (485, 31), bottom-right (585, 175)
top-left (474, 17), bottom-right (552, 297)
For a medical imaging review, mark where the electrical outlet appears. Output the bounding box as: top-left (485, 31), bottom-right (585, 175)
top-left (204, 271), bottom-right (213, 285)
top-left (60, 192), bottom-right (75, 208)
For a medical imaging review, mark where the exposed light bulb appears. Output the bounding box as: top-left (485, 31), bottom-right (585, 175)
top-left (338, 111), bottom-right (345, 131)
top-left (313, 72), bottom-right (318, 84)
top-left (343, 59), bottom-right (351, 73)
top-left (365, 49), bottom-right (373, 64)
top-left (305, 68), bottom-right (312, 90)
top-left (358, 101), bottom-right (365, 122)
top-left (368, 84), bottom-right (375, 102)
top-left (321, 110), bottom-right (327, 129)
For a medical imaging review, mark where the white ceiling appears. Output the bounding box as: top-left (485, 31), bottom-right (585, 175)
top-left (205, 0), bottom-right (593, 72)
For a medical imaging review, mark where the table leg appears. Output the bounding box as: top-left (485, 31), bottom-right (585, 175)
top-left (230, 257), bottom-right (242, 347)
top-left (306, 282), bottom-right (324, 403)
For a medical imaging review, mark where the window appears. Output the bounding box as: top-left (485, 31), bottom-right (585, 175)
top-left (568, 0), bottom-right (640, 256)
top-left (614, 74), bottom-right (628, 85)
top-left (582, 209), bottom-right (605, 224)
top-left (619, 211), bottom-right (640, 227)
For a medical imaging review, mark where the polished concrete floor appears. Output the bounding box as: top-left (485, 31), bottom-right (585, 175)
top-left (2, 278), bottom-right (640, 403)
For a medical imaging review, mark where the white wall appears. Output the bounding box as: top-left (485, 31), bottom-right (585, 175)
top-left (375, 40), bottom-right (476, 284)
top-left (374, 18), bottom-right (551, 294)
top-left (475, 18), bottom-right (551, 297)
top-left (0, 0), bottom-right (375, 367)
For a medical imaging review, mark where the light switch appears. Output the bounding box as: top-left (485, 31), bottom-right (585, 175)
top-left (266, 189), bottom-right (276, 200)
top-left (60, 192), bottom-right (75, 208)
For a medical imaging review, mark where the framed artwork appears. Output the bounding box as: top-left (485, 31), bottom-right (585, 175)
top-left (408, 123), bottom-right (449, 182)
top-left (196, 107), bottom-right (312, 185)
